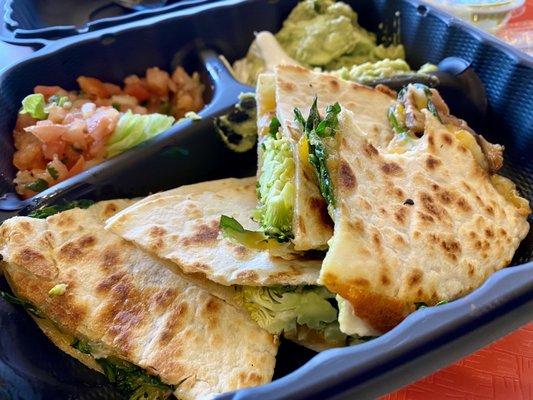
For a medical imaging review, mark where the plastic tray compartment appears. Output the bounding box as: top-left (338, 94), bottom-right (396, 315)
top-left (0, 0), bottom-right (531, 399)
top-left (1, 0), bottom-right (220, 44)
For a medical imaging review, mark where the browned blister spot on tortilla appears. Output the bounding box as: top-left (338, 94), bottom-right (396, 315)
top-left (381, 161), bottom-right (403, 176)
top-left (380, 272), bottom-right (391, 286)
top-left (417, 211), bottom-right (435, 223)
top-left (467, 263), bottom-right (475, 277)
top-left (485, 205), bottom-right (495, 216)
top-left (328, 78), bottom-right (340, 91)
top-left (407, 269), bottom-right (423, 287)
top-left (441, 238), bottom-right (461, 261)
top-left (279, 80), bottom-right (295, 92)
top-left (13, 247), bottom-right (57, 279)
top-left (149, 226), bottom-right (167, 238)
top-left (153, 288), bottom-right (177, 309)
top-left (58, 234), bottom-right (95, 261)
top-left (180, 221), bottom-right (219, 246)
top-left (442, 133), bottom-right (453, 145)
top-left (426, 155), bottom-right (441, 170)
top-left (350, 278), bottom-right (370, 287)
top-left (394, 207), bottom-right (408, 225)
top-left (347, 219), bottom-right (364, 234)
top-left (100, 247), bottom-right (121, 271)
top-left (484, 228), bottom-right (494, 238)
top-left (238, 371), bottom-right (263, 387)
top-left (54, 214), bottom-right (74, 228)
top-left (19, 221), bottom-right (33, 234)
top-left (236, 270), bottom-right (259, 282)
top-left (309, 197), bottom-right (333, 228)
top-left (338, 160), bottom-right (357, 189)
top-left (364, 143), bottom-right (379, 158)
top-left (159, 302), bottom-right (188, 344)
top-left (103, 202), bottom-right (119, 218)
top-left (96, 271), bottom-right (126, 293)
top-left (233, 245), bottom-right (250, 259)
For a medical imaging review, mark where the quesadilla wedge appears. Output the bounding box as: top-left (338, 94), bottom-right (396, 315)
top-left (105, 178), bottom-right (355, 351)
top-left (300, 85), bottom-right (530, 334)
top-left (254, 65), bottom-right (396, 251)
top-left (0, 200), bottom-right (278, 400)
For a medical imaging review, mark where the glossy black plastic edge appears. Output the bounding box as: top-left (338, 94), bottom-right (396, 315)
top-left (1, 0), bottom-right (219, 44)
top-left (0, 1), bottom-right (530, 399)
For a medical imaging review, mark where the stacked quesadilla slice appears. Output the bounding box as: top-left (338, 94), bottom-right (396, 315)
top-left (287, 77), bottom-right (531, 334)
top-left (106, 177), bottom-right (349, 351)
top-left (0, 200), bottom-right (278, 400)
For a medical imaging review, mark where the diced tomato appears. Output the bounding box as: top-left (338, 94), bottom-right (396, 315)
top-left (34, 85), bottom-right (66, 99)
top-left (146, 67), bottom-right (171, 97)
top-left (66, 156), bottom-right (85, 178)
top-left (124, 82), bottom-right (151, 102)
top-left (103, 83), bottom-right (122, 96)
top-left (25, 121), bottom-right (68, 143)
top-left (77, 76), bottom-right (109, 98)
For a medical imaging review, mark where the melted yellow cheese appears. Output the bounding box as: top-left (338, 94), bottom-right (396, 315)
top-left (491, 174), bottom-right (531, 215)
top-left (452, 128), bottom-right (488, 170)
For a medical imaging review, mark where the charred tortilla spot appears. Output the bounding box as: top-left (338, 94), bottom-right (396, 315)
top-left (418, 212), bottom-right (435, 223)
top-left (394, 188), bottom-right (404, 199)
top-left (154, 288), bottom-right (177, 309)
top-left (279, 80), bottom-right (295, 92)
top-left (15, 247), bottom-right (56, 279)
top-left (468, 263), bottom-right (475, 277)
top-left (442, 133), bottom-right (453, 145)
top-left (484, 228), bottom-right (494, 238)
top-left (19, 221), bottom-right (33, 233)
top-left (236, 270), bottom-right (259, 282)
top-left (394, 207), bottom-right (408, 225)
top-left (364, 143), bottom-right (379, 158)
top-left (101, 248), bottom-right (121, 270)
top-left (372, 232), bottom-right (381, 246)
top-left (55, 214), bottom-right (74, 227)
top-left (347, 219), bottom-right (364, 234)
top-left (103, 202), bottom-right (118, 217)
top-left (485, 205), bottom-right (495, 215)
top-left (380, 273), bottom-right (391, 285)
top-left (59, 241), bottom-right (84, 261)
top-left (426, 155), bottom-right (441, 170)
top-left (438, 190), bottom-right (454, 204)
top-left (309, 197), bottom-right (333, 228)
top-left (441, 239), bottom-right (461, 260)
top-left (408, 269), bottom-right (423, 287)
top-left (338, 160), bottom-right (357, 189)
top-left (96, 271), bottom-right (126, 293)
top-left (328, 78), bottom-right (340, 91)
top-left (233, 245), bottom-right (249, 258)
top-left (159, 302), bottom-right (188, 344)
top-left (456, 197), bottom-right (472, 212)
top-left (191, 262), bottom-right (211, 272)
top-left (381, 162), bottom-right (403, 176)
top-left (180, 222), bottom-right (219, 246)
top-left (149, 226), bottom-right (167, 238)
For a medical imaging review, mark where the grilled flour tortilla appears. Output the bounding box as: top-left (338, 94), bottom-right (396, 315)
top-left (106, 178), bottom-right (352, 351)
top-left (319, 107), bottom-right (530, 334)
top-left (255, 65), bottom-right (395, 251)
top-left (0, 200), bottom-right (277, 400)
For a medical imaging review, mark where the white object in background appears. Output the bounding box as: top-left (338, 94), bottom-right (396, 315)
top-left (423, 0), bottom-right (525, 32)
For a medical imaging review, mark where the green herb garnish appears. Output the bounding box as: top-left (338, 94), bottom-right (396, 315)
top-left (20, 94), bottom-right (48, 120)
top-left (0, 291), bottom-right (43, 318)
top-left (111, 103), bottom-right (121, 111)
top-left (46, 166), bottom-right (59, 180)
top-left (96, 357), bottom-right (172, 400)
top-left (28, 199), bottom-right (94, 219)
top-left (71, 338), bottom-right (92, 354)
top-left (269, 117), bottom-right (281, 138)
top-left (25, 178), bottom-right (49, 193)
top-left (294, 98), bottom-right (340, 209)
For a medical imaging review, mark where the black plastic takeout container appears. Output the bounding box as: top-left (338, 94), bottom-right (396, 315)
top-left (0, 0), bottom-right (531, 399)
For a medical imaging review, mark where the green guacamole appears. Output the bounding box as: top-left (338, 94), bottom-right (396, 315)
top-left (275, 0), bottom-right (405, 69)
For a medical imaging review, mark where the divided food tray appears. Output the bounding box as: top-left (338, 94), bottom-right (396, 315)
top-left (1, 0), bottom-right (220, 46)
top-left (0, 0), bottom-right (531, 399)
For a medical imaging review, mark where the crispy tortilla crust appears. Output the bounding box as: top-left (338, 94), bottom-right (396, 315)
top-left (0, 201), bottom-right (278, 400)
top-left (272, 65), bottom-right (395, 250)
top-left (319, 109), bottom-right (530, 333)
top-left (321, 273), bottom-right (411, 332)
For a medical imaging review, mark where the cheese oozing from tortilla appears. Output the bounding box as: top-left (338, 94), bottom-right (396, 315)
top-left (336, 295), bottom-right (380, 337)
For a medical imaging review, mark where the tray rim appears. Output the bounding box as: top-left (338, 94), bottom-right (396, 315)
top-left (0, 0), bottom-right (531, 399)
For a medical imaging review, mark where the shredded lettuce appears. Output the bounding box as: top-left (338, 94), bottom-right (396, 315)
top-left (236, 285), bottom-right (338, 335)
top-left (106, 110), bottom-right (175, 157)
top-left (254, 133), bottom-right (295, 240)
top-left (20, 94), bottom-right (48, 120)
